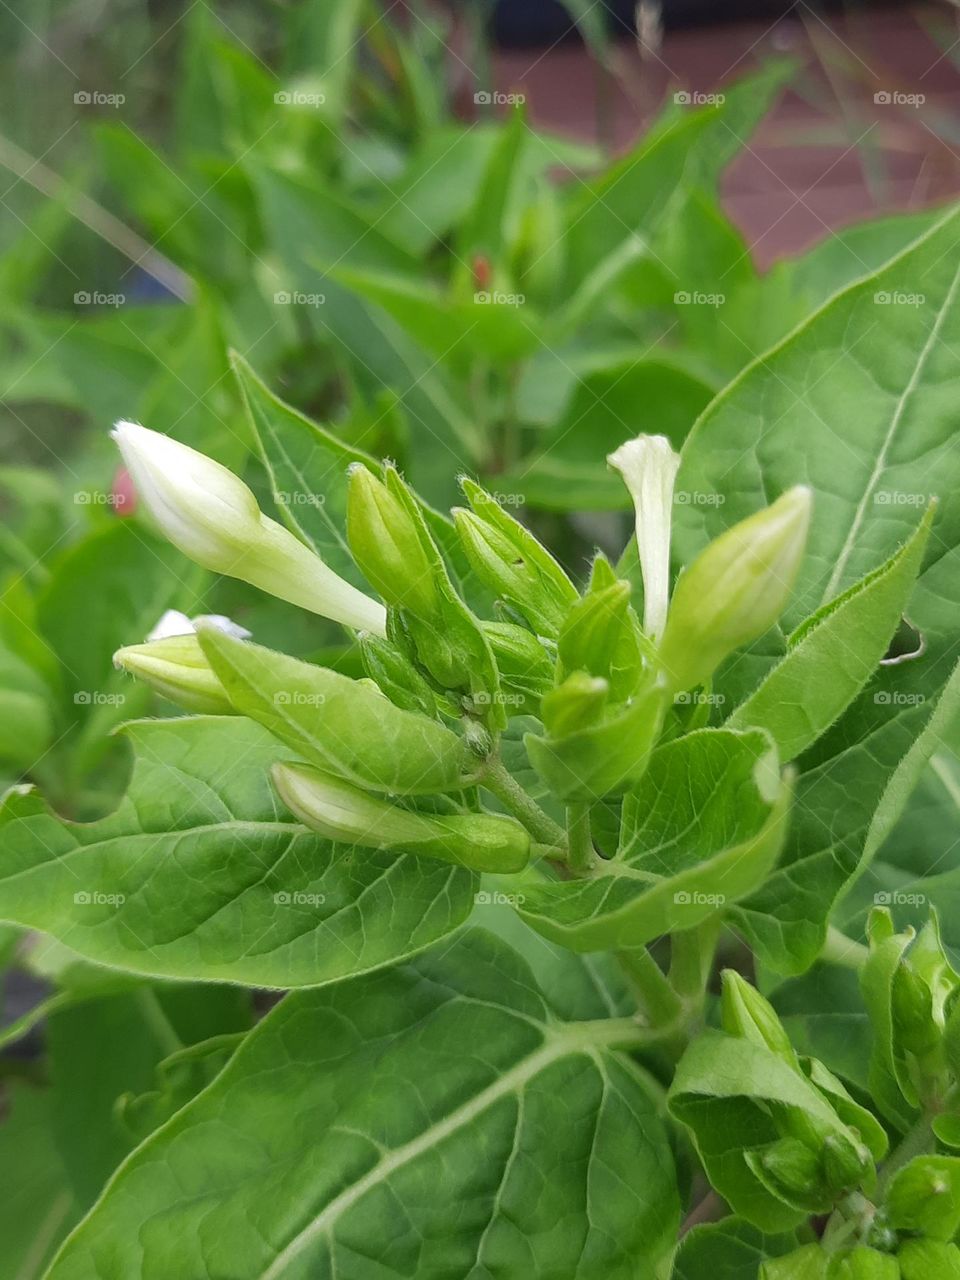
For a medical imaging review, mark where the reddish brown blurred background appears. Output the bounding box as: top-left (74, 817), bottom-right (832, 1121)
top-left (439, 3), bottom-right (960, 266)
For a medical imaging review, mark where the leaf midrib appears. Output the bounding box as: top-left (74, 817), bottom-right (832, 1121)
top-left (822, 254), bottom-right (960, 603)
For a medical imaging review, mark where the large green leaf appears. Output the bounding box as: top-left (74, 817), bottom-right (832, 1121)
top-left (518, 729), bottom-right (790, 951)
top-left (677, 207), bottom-right (960, 973)
top-left (0, 716), bottom-right (474, 987)
top-left (45, 929), bottom-right (679, 1280)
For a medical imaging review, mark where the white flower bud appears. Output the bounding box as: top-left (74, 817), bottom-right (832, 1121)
top-left (112, 422), bottom-right (386, 635)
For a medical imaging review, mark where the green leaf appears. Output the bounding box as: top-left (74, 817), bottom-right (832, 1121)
top-left (0, 716), bottom-right (474, 987)
top-left (678, 207), bottom-right (960, 973)
top-left (199, 627), bottom-right (469, 794)
top-left (728, 507), bottom-right (933, 761)
top-left (45, 929), bottom-right (679, 1280)
top-left (518, 729), bottom-right (790, 950)
top-left (0, 643), bottom-right (53, 771)
top-left (333, 266), bottom-right (541, 363)
top-left (859, 911), bottom-right (920, 1128)
top-left (231, 351), bottom-right (372, 585)
top-left (563, 62), bottom-right (794, 287)
top-left (673, 1217), bottom-right (799, 1279)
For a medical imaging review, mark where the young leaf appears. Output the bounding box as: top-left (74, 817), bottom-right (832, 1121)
top-left (44, 930), bottom-right (680, 1280)
top-left (0, 717), bottom-right (474, 988)
top-left (669, 1031), bottom-right (870, 1231)
top-left (518, 729), bottom-right (790, 950)
top-left (198, 628), bottom-right (470, 794)
top-left (728, 507), bottom-right (933, 761)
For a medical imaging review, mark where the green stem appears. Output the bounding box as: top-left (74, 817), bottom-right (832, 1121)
top-left (820, 926), bottom-right (869, 971)
top-left (877, 1112), bottom-right (935, 1194)
top-left (618, 948), bottom-right (683, 1028)
top-left (482, 759), bottom-right (565, 847)
top-left (566, 803), bottom-right (596, 873)
top-left (670, 918), bottom-right (721, 1004)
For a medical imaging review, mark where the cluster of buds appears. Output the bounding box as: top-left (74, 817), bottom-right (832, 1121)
top-left (721, 972), bottom-right (878, 1211)
top-left (109, 420), bottom-right (811, 873)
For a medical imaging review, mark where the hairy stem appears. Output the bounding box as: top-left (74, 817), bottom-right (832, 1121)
top-left (566, 803), bottom-right (597, 872)
top-left (482, 759), bottom-right (566, 847)
top-left (670, 918), bottom-right (721, 1004)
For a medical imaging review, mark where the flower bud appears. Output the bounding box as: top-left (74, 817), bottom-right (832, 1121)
top-left (759, 1245), bottom-right (826, 1280)
top-left (453, 479), bottom-right (577, 636)
top-left (659, 486), bottom-right (812, 692)
top-left (112, 422), bottom-right (386, 635)
top-left (482, 621), bottom-right (553, 710)
top-left (558, 577), bottom-right (644, 701)
top-left (721, 970), bottom-right (798, 1067)
top-left (541, 672), bottom-right (608, 738)
top-left (607, 434), bottom-right (681, 642)
top-left (829, 1248), bottom-right (900, 1279)
top-left (272, 762), bottom-right (530, 873)
top-left (359, 635), bottom-right (440, 717)
top-left (822, 1133), bottom-right (871, 1194)
top-left (346, 464), bottom-right (440, 618)
top-left (114, 634), bottom-right (234, 715)
top-left (753, 1137), bottom-right (824, 1205)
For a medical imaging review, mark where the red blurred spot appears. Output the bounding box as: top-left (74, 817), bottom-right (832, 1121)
top-left (473, 254), bottom-right (492, 290)
top-left (112, 465), bottom-right (137, 517)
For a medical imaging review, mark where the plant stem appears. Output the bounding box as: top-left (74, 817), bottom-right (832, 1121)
top-left (670, 918), bottom-right (721, 1004)
top-left (481, 759), bottom-right (565, 847)
top-left (820, 926), bottom-right (869, 971)
top-left (877, 1112), bottom-right (935, 1194)
top-left (566, 803), bottom-right (596, 873)
top-left (619, 948), bottom-right (683, 1028)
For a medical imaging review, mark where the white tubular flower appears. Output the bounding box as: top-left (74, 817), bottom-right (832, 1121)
top-left (607, 435), bottom-right (681, 643)
top-left (112, 422), bottom-right (386, 636)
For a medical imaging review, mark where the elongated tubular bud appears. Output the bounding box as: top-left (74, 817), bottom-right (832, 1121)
top-left (114, 634), bottom-right (235, 715)
top-left (272, 762), bottom-right (530, 873)
top-left (112, 422), bottom-right (386, 635)
top-left (659, 486), bottom-right (812, 692)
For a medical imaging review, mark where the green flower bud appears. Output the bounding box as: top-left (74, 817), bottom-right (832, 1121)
top-left (822, 1133), bottom-right (872, 1193)
top-left (112, 422), bottom-right (386, 635)
top-left (453, 479), bottom-right (577, 636)
top-left (898, 1239), bottom-right (960, 1280)
top-left (527, 678), bottom-right (665, 802)
top-left (721, 970), bottom-right (798, 1067)
top-left (482, 621), bottom-right (553, 711)
top-left (114, 634), bottom-right (234, 715)
top-left (557, 578), bottom-right (644, 701)
top-left (659, 486), bottom-right (812, 692)
top-left (359, 635), bottom-right (439, 717)
top-left (886, 1155), bottom-right (960, 1241)
top-left (346, 464), bottom-right (440, 618)
top-left (272, 762), bottom-right (530, 873)
top-left (753, 1136), bottom-right (824, 1206)
top-left (761, 1244), bottom-right (827, 1280)
top-left (607, 434), bottom-right (681, 642)
top-left (540, 672), bottom-right (609, 738)
top-left (827, 1248), bottom-right (899, 1280)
